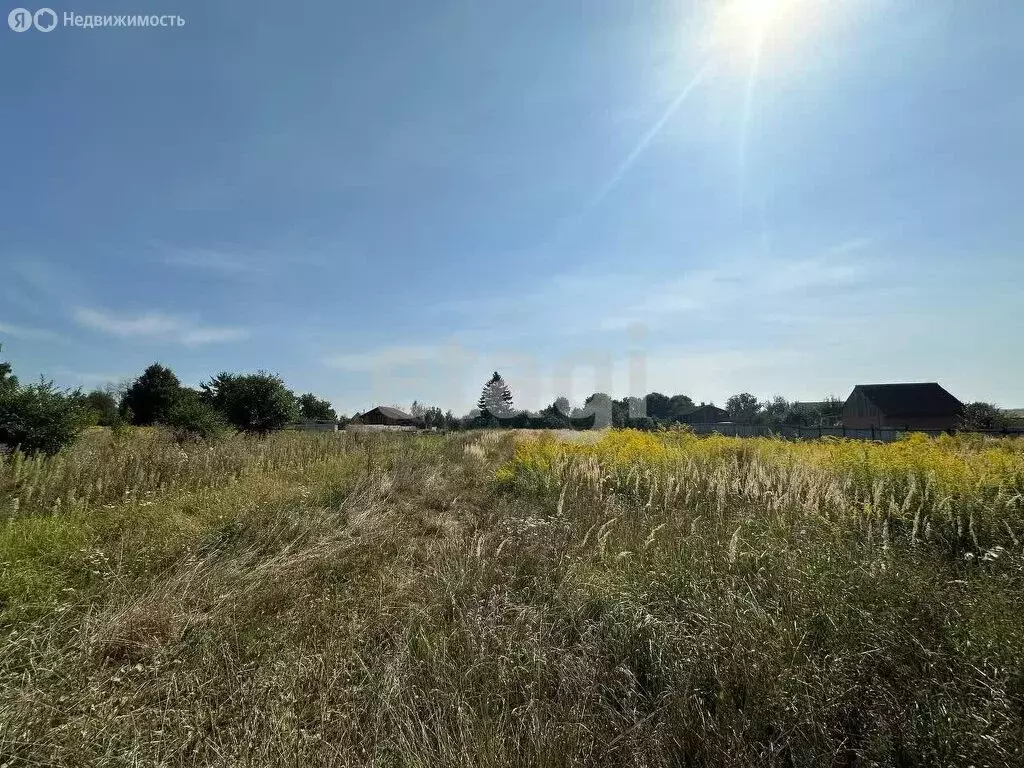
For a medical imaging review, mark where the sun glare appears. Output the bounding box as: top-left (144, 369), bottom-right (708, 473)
top-left (707, 0), bottom-right (817, 65)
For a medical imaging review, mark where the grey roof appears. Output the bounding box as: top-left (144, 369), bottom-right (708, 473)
top-left (849, 383), bottom-right (963, 418)
top-left (369, 406), bottom-right (416, 420)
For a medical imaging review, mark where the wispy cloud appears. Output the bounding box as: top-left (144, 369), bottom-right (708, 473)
top-left (825, 236), bottom-right (875, 256)
top-left (435, 245), bottom-right (874, 340)
top-left (161, 247), bottom-right (271, 277)
top-left (51, 368), bottom-right (124, 388)
top-left (0, 321), bottom-right (65, 343)
top-left (74, 308), bottom-right (247, 347)
top-left (158, 242), bottom-right (341, 279)
top-left (599, 253), bottom-right (866, 330)
top-left (323, 344), bottom-right (461, 372)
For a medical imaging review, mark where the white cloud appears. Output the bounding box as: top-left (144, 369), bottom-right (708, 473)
top-left (162, 247), bottom-right (270, 277)
top-left (599, 254), bottom-right (865, 331)
top-left (825, 236), bottom-right (874, 256)
top-left (0, 321), bottom-right (64, 342)
top-left (74, 308), bottom-right (247, 347)
top-left (433, 241), bottom-right (876, 342)
top-left (323, 344), bottom-right (458, 372)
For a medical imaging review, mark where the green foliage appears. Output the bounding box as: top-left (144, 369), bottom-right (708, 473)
top-left (0, 350), bottom-right (18, 396)
top-left (121, 363), bottom-right (182, 425)
top-left (165, 389), bottom-right (228, 442)
top-left (297, 392), bottom-right (336, 422)
top-left (0, 376), bottom-right (88, 455)
top-left (3, 431), bottom-right (1023, 765)
top-left (668, 393), bottom-right (696, 421)
top-left (644, 392), bottom-right (672, 421)
top-left (442, 410), bottom-right (460, 431)
top-left (82, 389), bottom-right (120, 427)
top-left (726, 392), bottom-right (761, 423)
top-left (421, 406), bottom-right (445, 430)
top-left (959, 402), bottom-right (1009, 431)
top-left (202, 371), bottom-right (298, 435)
top-left (539, 400), bottom-right (571, 429)
top-left (477, 371), bottom-right (514, 418)
top-left (756, 395), bottom-right (790, 429)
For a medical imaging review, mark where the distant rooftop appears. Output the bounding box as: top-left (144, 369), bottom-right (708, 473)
top-left (850, 383), bottom-right (963, 417)
top-left (368, 406), bottom-right (415, 420)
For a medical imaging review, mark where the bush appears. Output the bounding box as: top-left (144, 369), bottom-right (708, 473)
top-left (297, 393), bottom-right (336, 422)
top-left (959, 402), bottom-right (1009, 431)
top-left (0, 377), bottom-right (89, 455)
top-left (82, 389), bottom-right (120, 427)
top-left (201, 372), bottom-right (298, 435)
top-left (165, 390), bottom-right (228, 443)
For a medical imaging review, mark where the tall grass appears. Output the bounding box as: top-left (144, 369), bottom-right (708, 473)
top-left (0, 428), bottom-right (363, 517)
top-left (1, 429), bottom-right (1022, 766)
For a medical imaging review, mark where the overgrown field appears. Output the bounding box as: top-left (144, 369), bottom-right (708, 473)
top-left (2, 429), bottom-right (1023, 766)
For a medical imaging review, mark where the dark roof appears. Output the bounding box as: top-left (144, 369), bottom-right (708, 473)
top-left (688, 404), bottom-right (728, 415)
top-left (368, 406), bottom-right (415, 420)
top-left (849, 383), bottom-right (963, 418)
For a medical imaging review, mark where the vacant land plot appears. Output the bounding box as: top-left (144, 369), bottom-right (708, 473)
top-left (1, 429), bottom-right (1023, 766)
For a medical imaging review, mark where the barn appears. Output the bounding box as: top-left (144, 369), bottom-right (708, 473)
top-left (351, 406), bottom-right (422, 428)
top-left (679, 404), bottom-right (730, 425)
top-left (842, 383), bottom-right (964, 431)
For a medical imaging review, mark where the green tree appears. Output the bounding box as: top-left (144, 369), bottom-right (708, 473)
top-left (668, 394), bottom-right (696, 421)
top-left (726, 392), bottom-right (761, 423)
top-left (121, 363), bottom-right (182, 425)
top-left (0, 347), bottom-right (18, 396)
top-left (820, 396), bottom-right (844, 426)
top-left (539, 399), bottom-right (571, 429)
top-left (757, 396), bottom-right (790, 429)
top-left (422, 406), bottom-right (445, 429)
top-left (82, 389), bottom-right (120, 426)
top-left (165, 388), bottom-right (227, 442)
top-left (297, 392), bottom-right (336, 421)
top-left (959, 402), bottom-right (1009, 432)
top-left (582, 393), bottom-right (614, 429)
top-left (644, 392), bottom-right (672, 421)
top-left (0, 376), bottom-right (89, 455)
top-left (477, 372), bottom-right (514, 418)
top-left (202, 371), bottom-right (298, 435)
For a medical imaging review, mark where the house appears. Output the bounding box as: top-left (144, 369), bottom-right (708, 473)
top-left (679, 404), bottom-right (730, 425)
top-left (842, 383), bottom-right (964, 431)
top-left (351, 406), bottom-right (422, 428)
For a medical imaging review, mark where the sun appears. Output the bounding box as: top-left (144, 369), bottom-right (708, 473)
top-left (706, 0), bottom-right (813, 64)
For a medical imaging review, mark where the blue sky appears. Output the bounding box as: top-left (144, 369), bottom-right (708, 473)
top-left (1, 0), bottom-right (1022, 414)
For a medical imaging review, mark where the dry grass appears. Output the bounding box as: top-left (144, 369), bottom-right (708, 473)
top-left (1, 429), bottom-right (1022, 766)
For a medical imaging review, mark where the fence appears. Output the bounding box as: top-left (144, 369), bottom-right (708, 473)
top-left (344, 424), bottom-right (419, 433)
top-left (685, 424), bottom-right (1024, 442)
top-left (287, 421), bottom-right (339, 432)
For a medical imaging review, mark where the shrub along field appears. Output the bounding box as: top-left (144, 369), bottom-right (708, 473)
top-left (1, 428), bottom-right (1022, 766)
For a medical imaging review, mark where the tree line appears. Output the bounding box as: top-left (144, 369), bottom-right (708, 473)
top-left (460, 372), bottom-right (848, 431)
top-left (0, 350), bottom-right (341, 454)
top-left (453, 372), bottom-right (1018, 434)
top-left (0, 350), bottom-right (1017, 456)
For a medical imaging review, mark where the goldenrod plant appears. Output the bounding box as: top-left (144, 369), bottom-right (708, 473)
top-left (1, 427), bottom-right (1022, 765)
